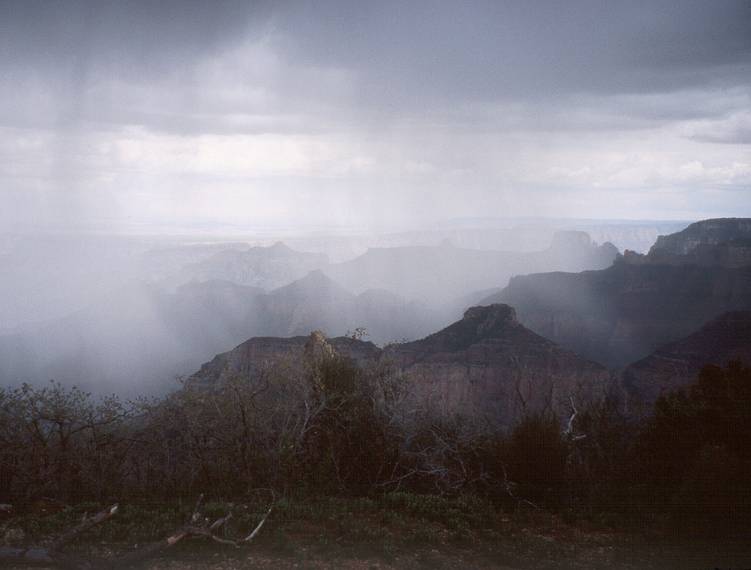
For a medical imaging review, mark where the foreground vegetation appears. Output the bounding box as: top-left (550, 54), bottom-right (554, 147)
top-left (5, 492), bottom-right (751, 569)
top-left (1, 346), bottom-right (750, 566)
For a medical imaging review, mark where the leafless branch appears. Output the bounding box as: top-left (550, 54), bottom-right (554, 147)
top-left (50, 504), bottom-right (119, 551)
top-left (564, 396), bottom-right (587, 441)
top-left (501, 464), bottom-right (540, 511)
top-left (1, 493), bottom-right (275, 570)
top-left (116, 492), bottom-right (275, 567)
top-left (0, 504), bottom-right (118, 570)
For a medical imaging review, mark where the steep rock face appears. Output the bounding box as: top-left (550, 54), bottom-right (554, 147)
top-left (384, 304), bottom-right (610, 425)
top-left (621, 311), bottom-right (751, 412)
top-left (649, 218), bottom-right (751, 257)
top-left (489, 262), bottom-right (751, 368)
top-left (622, 218), bottom-right (751, 268)
top-left (189, 304), bottom-right (611, 427)
top-left (577, 221), bottom-right (689, 254)
top-left (487, 220), bottom-right (751, 368)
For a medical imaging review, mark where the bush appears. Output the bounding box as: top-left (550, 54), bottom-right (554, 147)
top-left (507, 413), bottom-right (568, 505)
top-left (635, 361), bottom-right (751, 532)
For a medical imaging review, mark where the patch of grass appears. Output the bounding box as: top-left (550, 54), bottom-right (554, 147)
top-left (7, 491), bottom-right (506, 555)
top-left (408, 524), bottom-right (446, 544)
top-left (5, 493), bottom-right (751, 570)
top-left (10, 499), bottom-right (277, 548)
top-left (380, 491), bottom-right (497, 529)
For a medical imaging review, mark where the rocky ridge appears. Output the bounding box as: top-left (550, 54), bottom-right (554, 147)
top-left (622, 218), bottom-right (751, 268)
top-left (323, 231), bottom-right (618, 305)
top-left (621, 311), bottom-right (751, 412)
top-left (486, 218), bottom-right (751, 367)
top-left (489, 262), bottom-right (751, 367)
top-left (189, 304), bottom-right (611, 427)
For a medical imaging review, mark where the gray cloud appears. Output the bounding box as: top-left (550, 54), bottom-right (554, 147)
top-left (3, 1), bottom-right (750, 130)
top-left (0, 0), bottom-right (749, 229)
top-left (685, 111), bottom-right (751, 144)
top-left (271, 1), bottom-right (751, 103)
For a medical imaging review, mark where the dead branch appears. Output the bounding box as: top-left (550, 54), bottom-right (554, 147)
top-left (0, 504), bottom-right (118, 570)
top-left (1, 492), bottom-right (275, 570)
top-left (50, 504), bottom-right (119, 552)
top-left (501, 464), bottom-right (540, 511)
top-left (241, 497), bottom-right (274, 543)
top-left (564, 396), bottom-right (577, 436)
top-left (115, 491), bottom-right (275, 569)
top-left (564, 396), bottom-right (587, 441)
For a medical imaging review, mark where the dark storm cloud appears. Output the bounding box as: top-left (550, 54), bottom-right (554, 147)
top-left (0, 0), bottom-right (749, 229)
top-left (0, 0), bottom-right (275, 130)
top-left (0, 0), bottom-right (268, 73)
top-left (269, 0), bottom-right (751, 106)
top-left (1, 0), bottom-right (749, 133)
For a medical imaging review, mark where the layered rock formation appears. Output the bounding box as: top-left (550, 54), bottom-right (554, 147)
top-left (650, 218), bottom-right (751, 256)
top-left (384, 304), bottom-right (610, 424)
top-left (486, 219), bottom-right (751, 367)
top-left (189, 332), bottom-right (381, 389)
top-left (621, 311), bottom-right (751, 412)
top-left (189, 304), bottom-right (610, 427)
top-left (323, 231), bottom-right (618, 305)
top-left (622, 218), bottom-right (751, 268)
top-left (489, 262), bottom-right (751, 367)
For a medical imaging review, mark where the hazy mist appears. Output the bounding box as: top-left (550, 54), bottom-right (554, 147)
top-left (0, 1), bottom-right (749, 393)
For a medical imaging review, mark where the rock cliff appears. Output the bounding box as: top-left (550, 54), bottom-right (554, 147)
top-left (650, 218), bottom-right (751, 256)
top-left (489, 262), bottom-right (751, 367)
top-left (622, 218), bottom-right (751, 268)
top-left (486, 219), bottom-right (751, 367)
top-left (384, 304), bottom-right (609, 424)
top-left (189, 304), bottom-right (610, 427)
top-left (189, 333), bottom-right (381, 389)
top-left (620, 311), bottom-right (751, 412)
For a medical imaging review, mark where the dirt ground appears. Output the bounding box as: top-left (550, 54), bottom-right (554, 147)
top-left (135, 537), bottom-right (751, 570)
top-left (8, 532), bottom-right (751, 570)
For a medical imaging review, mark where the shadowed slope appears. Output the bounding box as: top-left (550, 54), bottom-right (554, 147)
top-left (622, 311), bottom-right (751, 412)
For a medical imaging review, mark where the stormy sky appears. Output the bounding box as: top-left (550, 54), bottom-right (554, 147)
top-left (1, 0), bottom-right (750, 232)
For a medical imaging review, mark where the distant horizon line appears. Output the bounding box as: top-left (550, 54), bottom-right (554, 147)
top-left (0, 215), bottom-right (704, 237)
